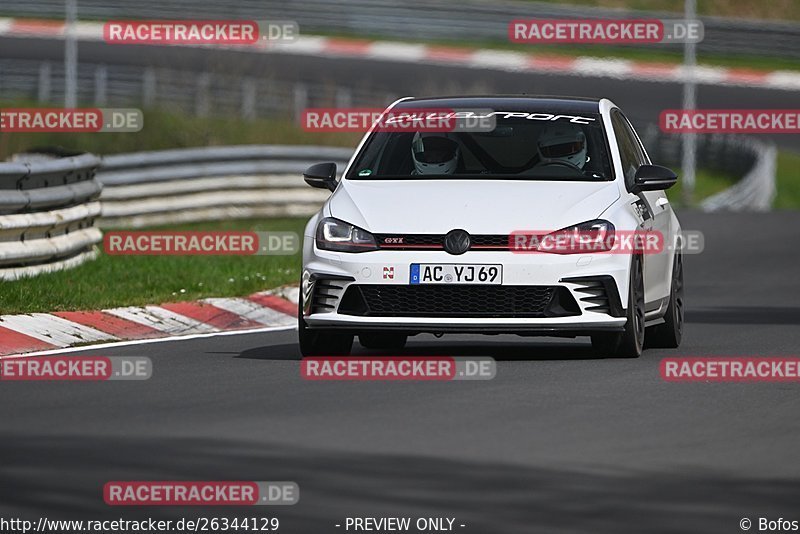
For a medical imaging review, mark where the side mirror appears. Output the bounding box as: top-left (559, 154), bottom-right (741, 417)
top-left (631, 164), bottom-right (677, 194)
top-left (303, 162), bottom-right (338, 192)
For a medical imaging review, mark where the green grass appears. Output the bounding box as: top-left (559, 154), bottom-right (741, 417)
top-left (0, 218), bottom-right (307, 314)
top-left (774, 149), bottom-right (800, 210)
top-left (665, 148), bottom-right (800, 209)
top-left (666, 167), bottom-right (738, 207)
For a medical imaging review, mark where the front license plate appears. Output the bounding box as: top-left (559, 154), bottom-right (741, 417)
top-left (410, 264), bottom-right (502, 285)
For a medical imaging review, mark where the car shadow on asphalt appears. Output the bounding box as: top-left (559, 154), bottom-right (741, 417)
top-left (236, 343), bottom-right (303, 361)
top-left (374, 339), bottom-right (603, 361)
top-left (236, 338), bottom-right (612, 362)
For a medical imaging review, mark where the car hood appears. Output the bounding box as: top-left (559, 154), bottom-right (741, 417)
top-left (328, 179), bottom-right (621, 234)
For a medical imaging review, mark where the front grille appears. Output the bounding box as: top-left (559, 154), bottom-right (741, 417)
top-left (374, 234), bottom-right (512, 251)
top-left (338, 284), bottom-right (580, 318)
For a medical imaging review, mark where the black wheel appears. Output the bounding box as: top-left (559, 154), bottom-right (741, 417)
top-left (645, 252), bottom-right (684, 348)
top-left (358, 332), bottom-right (408, 351)
top-left (591, 256), bottom-right (645, 358)
top-left (298, 289), bottom-right (353, 356)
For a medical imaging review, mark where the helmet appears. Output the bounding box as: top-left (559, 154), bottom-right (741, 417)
top-left (537, 123), bottom-right (587, 169)
top-left (411, 133), bottom-right (460, 175)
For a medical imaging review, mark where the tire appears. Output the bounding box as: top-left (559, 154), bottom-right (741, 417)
top-left (591, 256), bottom-right (645, 358)
top-left (645, 252), bottom-right (684, 349)
top-left (358, 332), bottom-right (408, 351)
top-left (298, 289), bottom-right (353, 357)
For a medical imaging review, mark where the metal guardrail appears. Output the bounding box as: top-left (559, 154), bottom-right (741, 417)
top-left (640, 127), bottom-right (778, 211)
top-left (97, 145), bottom-right (354, 228)
top-left (0, 153), bottom-right (103, 281)
top-left (701, 138), bottom-right (777, 212)
top-left (1, 0), bottom-right (798, 59)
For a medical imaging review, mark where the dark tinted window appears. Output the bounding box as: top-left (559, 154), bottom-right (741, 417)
top-left (348, 112), bottom-right (613, 181)
top-left (611, 110), bottom-right (647, 190)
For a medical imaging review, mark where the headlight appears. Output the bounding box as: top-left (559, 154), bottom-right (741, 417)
top-left (315, 217), bottom-right (378, 253)
top-left (539, 219), bottom-right (616, 254)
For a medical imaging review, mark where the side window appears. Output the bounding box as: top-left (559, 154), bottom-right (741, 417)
top-left (621, 114), bottom-right (651, 166)
top-left (611, 110), bottom-right (645, 192)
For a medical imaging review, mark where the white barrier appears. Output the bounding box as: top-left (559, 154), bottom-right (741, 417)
top-left (96, 145), bottom-right (353, 228)
top-left (0, 155), bottom-right (102, 281)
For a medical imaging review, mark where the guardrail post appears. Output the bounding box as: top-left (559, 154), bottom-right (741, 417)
top-left (335, 87), bottom-right (352, 109)
top-left (195, 73), bottom-right (211, 117)
top-left (241, 78), bottom-right (257, 121)
top-left (38, 62), bottom-right (52, 103)
top-left (293, 83), bottom-right (308, 123)
top-left (641, 123), bottom-right (660, 161)
top-left (94, 65), bottom-right (107, 106)
top-left (64, 0), bottom-right (78, 107)
top-left (142, 68), bottom-right (156, 108)
top-left (681, 0), bottom-right (698, 206)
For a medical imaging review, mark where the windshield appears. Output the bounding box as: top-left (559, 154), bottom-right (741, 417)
top-left (347, 111), bottom-right (613, 181)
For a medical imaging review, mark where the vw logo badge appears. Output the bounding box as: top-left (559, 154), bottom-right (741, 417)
top-left (444, 229), bottom-right (471, 255)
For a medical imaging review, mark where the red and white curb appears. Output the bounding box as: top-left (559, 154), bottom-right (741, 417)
top-left (1, 18), bottom-right (798, 91)
top-left (0, 286), bottom-right (299, 357)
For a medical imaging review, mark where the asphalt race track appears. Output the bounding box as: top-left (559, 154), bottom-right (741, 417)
top-left (1, 211), bottom-right (799, 533)
top-left (2, 36), bottom-right (800, 152)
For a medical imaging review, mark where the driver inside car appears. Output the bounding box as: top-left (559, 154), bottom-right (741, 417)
top-left (411, 132), bottom-right (461, 175)
top-left (535, 123), bottom-right (588, 170)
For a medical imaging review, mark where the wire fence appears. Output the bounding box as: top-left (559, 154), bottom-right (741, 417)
top-left (0, 59), bottom-right (395, 121)
top-left (2, 0), bottom-right (798, 59)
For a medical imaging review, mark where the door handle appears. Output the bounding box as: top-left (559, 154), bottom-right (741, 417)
top-left (655, 197), bottom-right (669, 209)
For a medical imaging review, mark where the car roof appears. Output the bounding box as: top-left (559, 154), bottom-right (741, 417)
top-left (395, 95), bottom-right (603, 114)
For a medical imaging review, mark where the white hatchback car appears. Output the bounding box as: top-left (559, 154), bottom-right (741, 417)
top-left (299, 96), bottom-right (683, 358)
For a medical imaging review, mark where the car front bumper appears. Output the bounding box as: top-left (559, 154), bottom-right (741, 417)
top-left (302, 247), bottom-right (631, 333)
